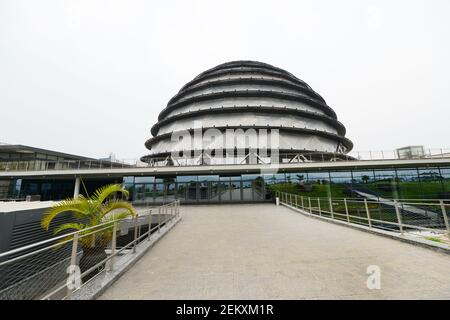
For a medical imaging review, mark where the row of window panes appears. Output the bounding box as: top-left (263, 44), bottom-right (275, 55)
top-left (124, 167), bottom-right (450, 185)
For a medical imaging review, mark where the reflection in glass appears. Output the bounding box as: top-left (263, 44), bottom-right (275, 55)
top-left (144, 183), bottom-right (154, 204)
top-left (166, 179), bottom-right (176, 202)
top-left (218, 177), bottom-right (231, 201)
top-left (230, 177), bottom-right (242, 201)
top-left (154, 183), bottom-right (164, 203)
top-left (242, 180), bottom-right (253, 201)
top-left (135, 176), bottom-right (155, 184)
top-left (135, 184), bottom-right (145, 201)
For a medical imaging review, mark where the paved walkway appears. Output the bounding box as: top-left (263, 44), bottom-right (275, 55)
top-left (99, 204), bottom-right (450, 299)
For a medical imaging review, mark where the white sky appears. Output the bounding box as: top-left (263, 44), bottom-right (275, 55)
top-left (0, 0), bottom-right (449, 160)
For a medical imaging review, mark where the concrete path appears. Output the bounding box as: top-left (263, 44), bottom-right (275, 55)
top-left (99, 204), bottom-right (450, 299)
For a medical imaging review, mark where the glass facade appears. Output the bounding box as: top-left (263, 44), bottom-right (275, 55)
top-left (269, 166), bottom-right (450, 201)
top-left (2, 165), bottom-right (449, 203)
top-left (0, 145), bottom-right (129, 174)
top-left (1, 178), bottom-right (117, 201)
top-left (124, 174), bottom-right (269, 204)
top-left (122, 165), bottom-right (450, 204)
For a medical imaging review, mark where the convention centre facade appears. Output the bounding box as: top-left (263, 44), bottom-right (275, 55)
top-left (1, 61), bottom-right (450, 204)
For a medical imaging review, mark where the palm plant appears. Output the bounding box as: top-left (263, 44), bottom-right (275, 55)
top-left (41, 184), bottom-right (137, 279)
top-left (41, 184), bottom-right (137, 247)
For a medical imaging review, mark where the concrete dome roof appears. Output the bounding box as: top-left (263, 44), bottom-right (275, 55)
top-left (142, 60), bottom-right (353, 163)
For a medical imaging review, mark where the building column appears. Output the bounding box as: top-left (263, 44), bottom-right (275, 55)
top-left (74, 177), bottom-right (80, 198)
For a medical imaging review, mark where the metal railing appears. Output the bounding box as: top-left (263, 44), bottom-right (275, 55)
top-left (1, 148), bottom-right (450, 172)
top-left (276, 191), bottom-right (450, 245)
top-left (347, 148), bottom-right (450, 161)
top-left (0, 159), bottom-right (141, 172)
top-left (0, 200), bottom-right (181, 300)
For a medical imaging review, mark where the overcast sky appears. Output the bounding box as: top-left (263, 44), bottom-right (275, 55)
top-left (0, 0), bottom-right (449, 160)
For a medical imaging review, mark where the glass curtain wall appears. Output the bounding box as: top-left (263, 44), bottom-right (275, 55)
top-left (121, 166), bottom-right (450, 204)
top-left (9, 166), bottom-right (445, 203)
top-left (270, 167), bottom-right (450, 201)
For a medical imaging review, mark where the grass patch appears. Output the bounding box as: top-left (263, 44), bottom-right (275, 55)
top-left (268, 182), bottom-right (348, 198)
top-left (362, 181), bottom-right (450, 200)
top-left (426, 236), bottom-right (443, 243)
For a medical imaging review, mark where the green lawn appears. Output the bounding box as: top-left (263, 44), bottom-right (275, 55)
top-left (269, 182), bottom-right (443, 227)
top-left (365, 181), bottom-right (450, 200)
top-left (269, 179), bottom-right (450, 201)
top-left (268, 183), bottom-right (348, 199)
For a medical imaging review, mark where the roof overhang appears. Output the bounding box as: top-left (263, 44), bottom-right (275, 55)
top-left (1, 158), bottom-right (449, 179)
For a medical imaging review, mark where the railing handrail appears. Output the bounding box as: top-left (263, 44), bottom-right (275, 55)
top-left (0, 199), bottom-right (181, 300)
top-left (1, 148), bottom-right (450, 172)
top-left (275, 191), bottom-right (450, 241)
top-left (284, 196), bottom-right (450, 203)
top-left (275, 191), bottom-right (450, 207)
top-left (0, 201), bottom-right (178, 260)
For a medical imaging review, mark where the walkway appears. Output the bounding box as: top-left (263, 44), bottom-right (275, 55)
top-left (99, 204), bottom-right (450, 299)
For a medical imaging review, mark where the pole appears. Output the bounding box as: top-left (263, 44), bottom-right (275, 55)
top-left (73, 177), bottom-right (80, 198)
top-left (158, 206), bottom-right (161, 232)
top-left (364, 199), bottom-right (372, 228)
top-left (344, 198), bottom-right (350, 223)
top-left (317, 198), bottom-right (321, 216)
top-left (148, 209), bottom-right (152, 241)
top-left (440, 200), bottom-right (450, 238)
top-left (133, 217), bottom-right (138, 253)
top-left (67, 233), bottom-right (79, 298)
top-left (394, 200), bottom-right (404, 235)
top-left (110, 222), bottom-right (117, 270)
top-left (308, 197), bottom-right (312, 214)
top-left (329, 197), bottom-right (334, 219)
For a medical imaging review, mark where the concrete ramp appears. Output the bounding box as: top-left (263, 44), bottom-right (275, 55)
top-left (99, 204), bottom-right (450, 299)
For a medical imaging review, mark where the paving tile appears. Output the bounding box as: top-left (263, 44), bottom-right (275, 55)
top-left (99, 204), bottom-right (450, 300)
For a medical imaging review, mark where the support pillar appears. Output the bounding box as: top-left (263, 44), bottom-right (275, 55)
top-left (74, 177), bottom-right (80, 198)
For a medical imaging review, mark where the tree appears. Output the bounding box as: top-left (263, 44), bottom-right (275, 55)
top-left (41, 184), bottom-right (137, 280)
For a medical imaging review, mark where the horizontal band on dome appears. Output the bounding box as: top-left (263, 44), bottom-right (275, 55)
top-left (158, 90), bottom-right (337, 121)
top-left (140, 148), bottom-right (354, 163)
top-left (194, 60), bottom-right (301, 83)
top-left (144, 125), bottom-right (353, 151)
top-left (151, 105), bottom-right (346, 137)
top-left (168, 77), bottom-right (326, 106)
top-left (179, 66), bottom-right (311, 93)
top-left (202, 60), bottom-right (292, 73)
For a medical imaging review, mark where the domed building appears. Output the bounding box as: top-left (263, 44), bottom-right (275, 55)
top-left (3, 61), bottom-right (449, 207)
top-left (142, 60), bottom-right (353, 165)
